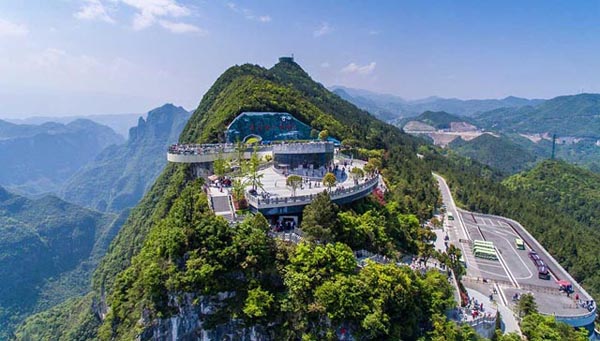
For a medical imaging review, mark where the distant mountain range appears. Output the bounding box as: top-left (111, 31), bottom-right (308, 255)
top-left (0, 186), bottom-right (123, 339)
top-left (400, 110), bottom-right (477, 130)
top-left (0, 104), bottom-right (190, 338)
top-left (0, 119), bottom-right (124, 195)
top-left (60, 104), bottom-right (190, 212)
top-left (474, 93), bottom-right (600, 137)
top-left (331, 85), bottom-right (545, 120)
top-left (5, 113), bottom-right (143, 138)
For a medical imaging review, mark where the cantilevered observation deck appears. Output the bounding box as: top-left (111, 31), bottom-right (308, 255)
top-left (167, 142), bottom-right (380, 216)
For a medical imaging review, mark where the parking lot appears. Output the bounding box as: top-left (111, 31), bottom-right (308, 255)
top-left (459, 211), bottom-right (594, 316)
top-left (460, 212), bottom-right (555, 288)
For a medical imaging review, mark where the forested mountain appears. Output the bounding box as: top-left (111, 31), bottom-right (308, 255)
top-left (0, 119), bottom-right (124, 195)
top-left (474, 93), bottom-right (600, 137)
top-left (331, 87), bottom-right (403, 121)
top-left (332, 85), bottom-right (544, 120)
top-left (402, 110), bottom-right (476, 130)
top-left (504, 160), bottom-right (600, 231)
top-left (6, 113), bottom-right (142, 138)
top-left (18, 59), bottom-right (447, 340)
top-left (0, 186), bottom-right (123, 339)
top-left (17, 60), bottom-right (597, 340)
top-left (448, 134), bottom-right (539, 174)
top-left (60, 104), bottom-right (190, 212)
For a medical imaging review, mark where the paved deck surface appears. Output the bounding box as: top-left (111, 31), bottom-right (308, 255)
top-left (245, 159), bottom-right (366, 199)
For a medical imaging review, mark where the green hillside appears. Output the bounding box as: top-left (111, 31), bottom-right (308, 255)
top-left (449, 134), bottom-right (539, 174)
top-left (60, 104), bottom-right (190, 212)
top-left (0, 186), bottom-right (120, 339)
top-left (475, 93), bottom-right (600, 137)
top-left (504, 160), bottom-right (600, 230)
top-left (403, 110), bottom-right (476, 130)
top-left (0, 119), bottom-right (124, 195)
top-left (18, 59), bottom-right (447, 340)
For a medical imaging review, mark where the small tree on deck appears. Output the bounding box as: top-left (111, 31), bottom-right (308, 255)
top-left (286, 175), bottom-right (303, 197)
top-left (349, 167), bottom-right (365, 185)
top-left (322, 172), bottom-right (337, 192)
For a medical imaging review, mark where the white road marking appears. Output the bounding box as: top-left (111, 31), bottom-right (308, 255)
top-left (488, 230), bottom-right (533, 280)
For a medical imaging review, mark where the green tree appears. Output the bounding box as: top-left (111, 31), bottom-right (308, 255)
top-left (243, 286), bottom-right (274, 319)
top-left (368, 157), bottom-right (382, 171)
top-left (520, 312), bottom-right (588, 341)
top-left (231, 178), bottom-right (249, 209)
top-left (322, 172), bottom-right (337, 192)
top-left (318, 129), bottom-right (329, 141)
top-left (248, 147), bottom-right (264, 191)
top-left (363, 162), bottom-right (375, 176)
top-left (301, 191), bottom-right (339, 243)
top-left (235, 140), bottom-right (247, 173)
top-left (517, 293), bottom-right (538, 317)
top-left (286, 175), bottom-right (303, 197)
top-left (350, 167), bottom-right (365, 185)
top-left (213, 156), bottom-right (229, 179)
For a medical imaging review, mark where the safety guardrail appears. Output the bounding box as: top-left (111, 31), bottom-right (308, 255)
top-left (246, 175), bottom-right (379, 209)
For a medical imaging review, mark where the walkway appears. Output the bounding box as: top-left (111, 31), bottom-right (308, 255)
top-left (208, 186), bottom-right (235, 221)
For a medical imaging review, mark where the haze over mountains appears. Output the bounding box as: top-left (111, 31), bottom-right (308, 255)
top-left (0, 119), bottom-right (124, 195)
top-left (61, 104), bottom-right (190, 212)
top-left (5, 113), bottom-right (143, 139)
top-left (337, 87), bottom-right (600, 174)
top-left (331, 85), bottom-right (545, 120)
top-left (0, 104), bottom-right (190, 337)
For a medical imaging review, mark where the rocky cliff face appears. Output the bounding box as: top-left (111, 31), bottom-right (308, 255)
top-left (60, 104), bottom-right (190, 212)
top-left (138, 293), bottom-right (270, 341)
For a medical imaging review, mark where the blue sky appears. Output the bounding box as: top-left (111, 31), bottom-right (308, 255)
top-left (1, 0), bottom-right (599, 116)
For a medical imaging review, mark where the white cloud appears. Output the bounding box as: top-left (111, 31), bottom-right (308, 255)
top-left (313, 22), bottom-right (332, 37)
top-left (341, 62), bottom-right (376, 75)
top-left (159, 20), bottom-right (205, 34)
top-left (123, 0), bottom-right (190, 30)
top-left (320, 62), bottom-right (330, 68)
top-left (74, 0), bottom-right (115, 23)
top-left (227, 2), bottom-right (271, 23)
top-left (0, 18), bottom-right (28, 37)
top-left (73, 0), bottom-right (204, 34)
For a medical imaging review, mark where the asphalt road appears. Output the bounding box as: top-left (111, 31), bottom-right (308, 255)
top-left (434, 173), bottom-right (594, 318)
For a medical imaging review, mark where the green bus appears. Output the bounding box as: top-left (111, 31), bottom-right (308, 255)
top-left (473, 240), bottom-right (494, 249)
top-left (515, 238), bottom-right (525, 250)
top-left (473, 246), bottom-right (495, 254)
top-left (473, 247), bottom-right (497, 260)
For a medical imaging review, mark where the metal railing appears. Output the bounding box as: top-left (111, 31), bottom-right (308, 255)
top-left (246, 175), bottom-right (379, 208)
top-left (168, 143), bottom-right (272, 156)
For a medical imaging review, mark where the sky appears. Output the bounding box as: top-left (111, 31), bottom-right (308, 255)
top-left (1, 0), bottom-right (600, 117)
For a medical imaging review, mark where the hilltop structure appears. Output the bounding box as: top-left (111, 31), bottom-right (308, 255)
top-left (168, 111), bottom-right (380, 222)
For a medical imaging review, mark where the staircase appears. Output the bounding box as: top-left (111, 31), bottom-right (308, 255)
top-left (210, 193), bottom-right (235, 221)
